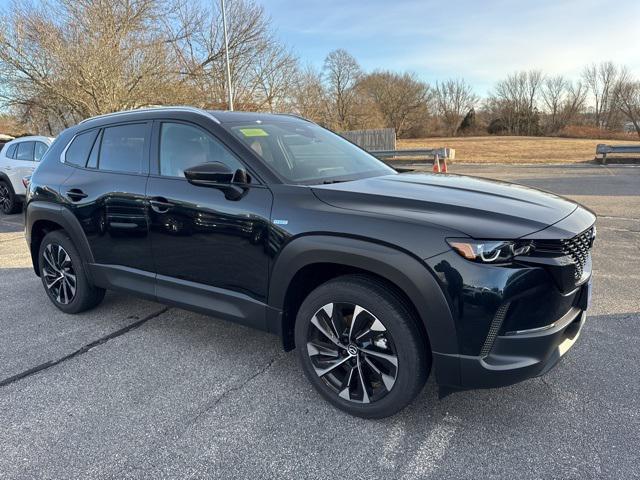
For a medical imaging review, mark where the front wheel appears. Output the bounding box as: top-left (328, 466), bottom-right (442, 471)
top-left (295, 275), bottom-right (430, 418)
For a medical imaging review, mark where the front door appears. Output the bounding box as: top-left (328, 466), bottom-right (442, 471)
top-left (146, 120), bottom-right (273, 328)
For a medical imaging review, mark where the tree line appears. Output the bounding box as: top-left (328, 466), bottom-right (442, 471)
top-left (1, 0), bottom-right (639, 139)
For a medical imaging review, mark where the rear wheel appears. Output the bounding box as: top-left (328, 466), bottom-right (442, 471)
top-left (295, 275), bottom-right (430, 418)
top-left (39, 230), bottom-right (105, 314)
top-left (0, 181), bottom-right (20, 214)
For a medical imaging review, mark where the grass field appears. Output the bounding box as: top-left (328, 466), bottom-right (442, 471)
top-left (397, 135), bottom-right (640, 164)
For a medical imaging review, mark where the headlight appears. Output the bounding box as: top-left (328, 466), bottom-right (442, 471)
top-left (446, 239), bottom-right (533, 264)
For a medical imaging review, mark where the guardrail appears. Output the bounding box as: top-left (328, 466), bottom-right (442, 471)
top-left (371, 148), bottom-right (455, 161)
top-left (596, 144), bottom-right (640, 165)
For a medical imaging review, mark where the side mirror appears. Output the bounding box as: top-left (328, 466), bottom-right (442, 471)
top-left (184, 162), bottom-right (234, 184)
top-left (184, 162), bottom-right (249, 201)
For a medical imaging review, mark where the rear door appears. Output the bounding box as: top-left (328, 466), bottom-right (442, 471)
top-left (11, 141), bottom-right (35, 195)
top-left (61, 122), bottom-right (154, 296)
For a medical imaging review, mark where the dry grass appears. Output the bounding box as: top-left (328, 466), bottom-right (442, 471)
top-left (397, 135), bottom-right (640, 164)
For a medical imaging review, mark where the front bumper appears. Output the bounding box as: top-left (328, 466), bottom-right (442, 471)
top-left (434, 306), bottom-right (585, 389)
top-left (424, 206), bottom-right (595, 389)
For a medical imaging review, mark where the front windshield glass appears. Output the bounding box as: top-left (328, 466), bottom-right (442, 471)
top-left (224, 119), bottom-right (395, 184)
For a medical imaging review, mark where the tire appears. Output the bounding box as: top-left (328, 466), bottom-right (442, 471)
top-left (0, 181), bottom-right (21, 214)
top-left (38, 230), bottom-right (105, 314)
top-left (295, 274), bottom-right (430, 418)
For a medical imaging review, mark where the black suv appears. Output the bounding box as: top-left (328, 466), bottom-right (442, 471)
top-left (25, 107), bottom-right (596, 418)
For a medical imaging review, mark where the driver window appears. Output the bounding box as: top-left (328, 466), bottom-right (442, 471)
top-left (159, 122), bottom-right (243, 178)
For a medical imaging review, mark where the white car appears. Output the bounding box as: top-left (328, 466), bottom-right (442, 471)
top-left (0, 136), bottom-right (54, 214)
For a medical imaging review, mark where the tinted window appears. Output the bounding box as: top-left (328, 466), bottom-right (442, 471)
top-left (66, 130), bottom-right (99, 167)
top-left (227, 121), bottom-right (394, 184)
top-left (16, 141), bottom-right (35, 161)
top-left (34, 142), bottom-right (49, 162)
top-left (159, 123), bottom-right (243, 178)
top-left (99, 124), bottom-right (146, 173)
top-left (5, 143), bottom-right (17, 159)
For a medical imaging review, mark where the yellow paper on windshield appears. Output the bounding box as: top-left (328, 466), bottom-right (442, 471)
top-left (239, 128), bottom-right (269, 137)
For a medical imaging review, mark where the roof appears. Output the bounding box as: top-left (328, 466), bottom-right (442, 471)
top-left (78, 106), bottom-right (309, 127)
top-left (4, 135), bottom-right (54, 144)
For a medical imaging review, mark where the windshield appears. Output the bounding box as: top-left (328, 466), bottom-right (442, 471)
top-left (224, 119), bottom-right (395, 184)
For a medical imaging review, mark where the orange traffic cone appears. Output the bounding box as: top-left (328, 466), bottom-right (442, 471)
top-left (432, 154), bottom-right (441, 173)
top-left (441, 156), bottom-right (448, 173)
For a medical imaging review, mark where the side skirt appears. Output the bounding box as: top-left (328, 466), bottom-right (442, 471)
top-left (88, 263), bottom-right (276, 333)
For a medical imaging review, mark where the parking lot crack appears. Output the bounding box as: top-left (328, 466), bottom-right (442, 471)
top-left (183, 353), bottom-right (284, 430)
top-left (0, 306), bottom-right (170, 389)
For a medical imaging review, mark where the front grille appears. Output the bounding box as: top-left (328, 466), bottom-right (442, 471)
top-left (562, 228), bottom-right (594, 279)
top-left (534, 227), bottom-right (595, 279)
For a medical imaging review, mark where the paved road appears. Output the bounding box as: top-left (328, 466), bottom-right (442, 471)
top-left (0, 164), bottom-right (638, 479)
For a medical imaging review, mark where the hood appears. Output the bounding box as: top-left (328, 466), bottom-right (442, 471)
top-left (312, 173), bottom-right (578, 239)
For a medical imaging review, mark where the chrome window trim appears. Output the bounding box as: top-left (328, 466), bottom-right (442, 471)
top-left (59, 134), bottom-right (75, 164)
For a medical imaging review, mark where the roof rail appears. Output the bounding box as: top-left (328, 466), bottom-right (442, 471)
top-left (78, 106), bottom-right (220, 125)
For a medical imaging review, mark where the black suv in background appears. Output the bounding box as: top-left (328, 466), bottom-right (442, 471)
top-left (25, 107), bottom-right (596, 418)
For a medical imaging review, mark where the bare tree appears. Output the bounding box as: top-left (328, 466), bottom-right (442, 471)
top-left (323, 49), bottom-right (362, 130)
top-left (289, 66), bottom-right (329, 124)
top-left (541, 76), bottom-right (587, 133)
top-left (165, 0), bottom-right (293, 110)
top-left (541, 75), bottom-right (566, 133)
top-left (614, 69), bottom-right (640, 137)
top-left (0, 0), bottom-right (187, 131)
top-left (358, 71), bottom-right (429, 137)
top-left (582, 61), bottom-right (622, 129)
top-left (251, 43), bottom-right (298, 112)
top-left (489, 70), bottom-right (544, 135)
top-left (433, 78), bottom-right (478, 136)
top-left (0, 0), bottom-right (299, 133)
top-left (558, 81), bottom-right (587, 130)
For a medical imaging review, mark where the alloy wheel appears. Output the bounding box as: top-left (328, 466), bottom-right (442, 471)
top-left (0, 184), bottom-right (10, 212)
top-left (42, 243), bottom-right (77, 305)
top-left (306, 303), bottom-right (399, 404)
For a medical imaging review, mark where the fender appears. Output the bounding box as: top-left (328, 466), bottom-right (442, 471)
top-left (25, 201), bottom-right (96, 282)
top-left (0, 171), bottom-right (16, 194)
top-left (268, 234), bottom-right (459, 357)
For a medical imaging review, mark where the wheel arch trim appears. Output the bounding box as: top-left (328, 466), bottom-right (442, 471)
top-left (268, 234), bottom-right (459, 356)
top-left (26, 201), bottom-right (95, 280)
top-left (0, 171), bottom-right (16, 194)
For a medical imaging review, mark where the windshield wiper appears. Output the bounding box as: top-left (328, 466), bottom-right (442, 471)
top-left (322, 179), bottom-right (347, 184)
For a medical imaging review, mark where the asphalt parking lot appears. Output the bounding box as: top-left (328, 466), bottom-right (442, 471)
top-left (1, 164), bottom-right (639, 479)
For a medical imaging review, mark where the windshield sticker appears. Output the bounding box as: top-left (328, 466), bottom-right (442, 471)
top-left (239, 128), bottom-right (269, 137)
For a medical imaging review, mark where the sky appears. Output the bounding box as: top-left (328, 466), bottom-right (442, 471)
top-left (0, 0), bottom-right (637, 96)
top-left (264, 0), bottom-right (640, 95)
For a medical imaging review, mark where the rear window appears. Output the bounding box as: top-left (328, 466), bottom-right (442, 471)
top-left (5, 143), bottom-right (17, 159)
top-left (65, 130), bottom-right (99, 167)
top-left (98, 124), bottom-right (146, 173)
top-left (16, 141), bottom-right (35, 161)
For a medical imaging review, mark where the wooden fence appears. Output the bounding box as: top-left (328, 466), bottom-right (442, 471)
top-left (340, 128), bottom-right (396, 151)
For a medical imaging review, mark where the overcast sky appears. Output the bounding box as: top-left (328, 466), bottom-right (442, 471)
top-left (266, 0), bottom-right (640, 94)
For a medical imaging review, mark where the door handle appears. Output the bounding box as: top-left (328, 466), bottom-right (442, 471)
top-left (149, 197), bottom-right (173, 213)
top-left (66, 188), bottom-right (88, 201)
